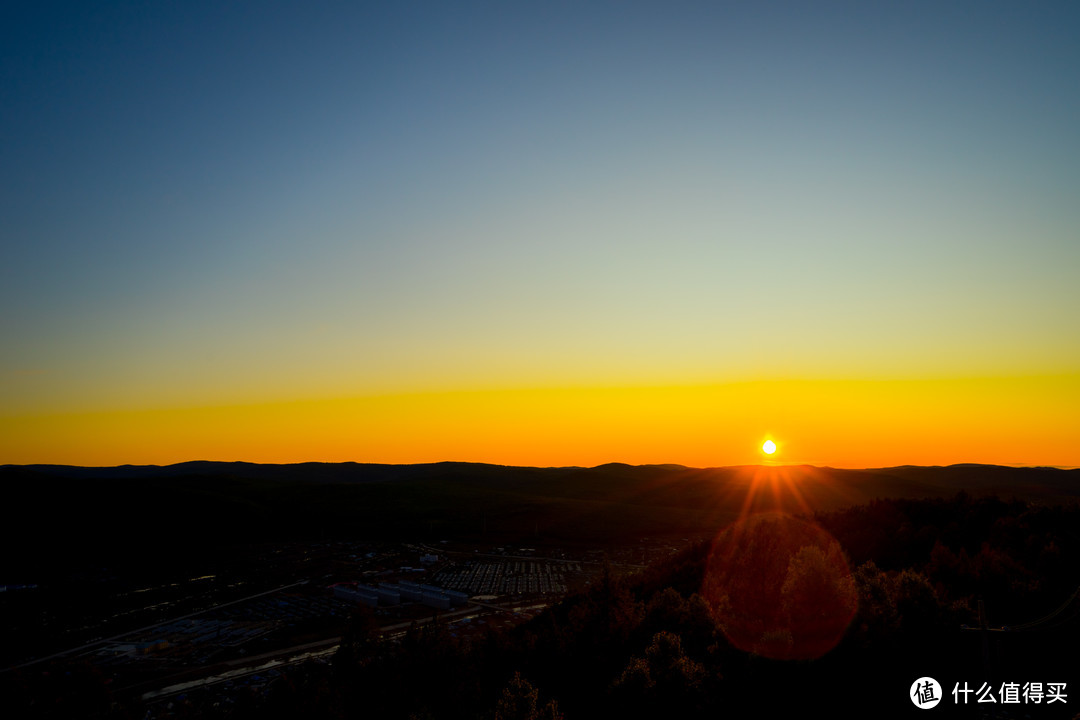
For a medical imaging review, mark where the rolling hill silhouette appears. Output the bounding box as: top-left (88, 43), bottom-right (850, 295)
top-left (3, 461), bottom-right (1077, 581)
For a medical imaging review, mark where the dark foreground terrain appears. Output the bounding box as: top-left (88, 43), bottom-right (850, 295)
top-left (3, 462), bottom-right (1079, 718)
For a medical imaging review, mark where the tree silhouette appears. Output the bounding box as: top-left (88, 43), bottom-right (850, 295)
top-left (493, 672), bottom-right (562, 720)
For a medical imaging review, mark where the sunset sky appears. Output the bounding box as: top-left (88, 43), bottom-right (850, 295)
top-left (2, 1), bottom-right (1078, 467)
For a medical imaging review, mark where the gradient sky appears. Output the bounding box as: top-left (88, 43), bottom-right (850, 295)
top-left (2, 1), bottom-right (1078, 467)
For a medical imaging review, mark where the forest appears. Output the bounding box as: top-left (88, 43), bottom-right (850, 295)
top-left (10, 492), bottom-right (1079, 719)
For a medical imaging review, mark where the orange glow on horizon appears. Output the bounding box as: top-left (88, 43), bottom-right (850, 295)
top-left (1, 375), bottom-right (1078, 468)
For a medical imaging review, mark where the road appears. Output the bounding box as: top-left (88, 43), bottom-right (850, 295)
top-left (138, 605), bottom-right (486, 701)
top-left (136, 599), bottom-right (553, 702)
top-left (2, 580), bottom-right (309, 674)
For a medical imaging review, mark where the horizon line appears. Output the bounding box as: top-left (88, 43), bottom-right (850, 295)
top-left (4, 459), bottom-right (1078, 472)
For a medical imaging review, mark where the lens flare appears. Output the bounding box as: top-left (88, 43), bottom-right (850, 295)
top-left (701, 513), bottom-right (857, 660)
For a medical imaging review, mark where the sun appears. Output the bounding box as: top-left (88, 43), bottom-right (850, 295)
top-left (762, 440), bottom-right (777, 455)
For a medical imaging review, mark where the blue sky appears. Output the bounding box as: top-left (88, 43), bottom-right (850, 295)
top-left (2, 1), bottom-right (1079, 418)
